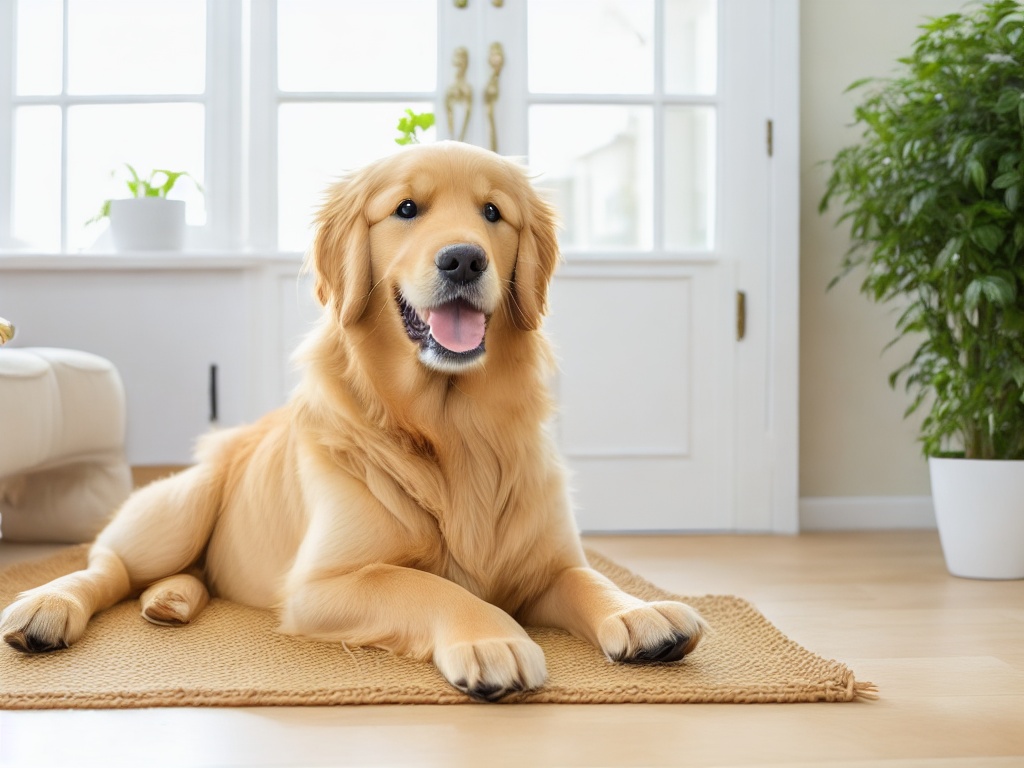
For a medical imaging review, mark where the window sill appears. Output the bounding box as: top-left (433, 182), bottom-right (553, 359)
top-left (0, 251), bottom-right (305, 271)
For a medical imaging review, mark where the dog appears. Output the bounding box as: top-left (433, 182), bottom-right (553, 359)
top-left (0, 142), bottom-right (706, 701)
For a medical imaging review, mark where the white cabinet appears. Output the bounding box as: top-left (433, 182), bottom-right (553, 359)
top-left (0, 255), bottom-right (304, 464)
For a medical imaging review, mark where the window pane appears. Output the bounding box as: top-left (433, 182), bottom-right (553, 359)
top-left (529, 0), bottom-right (653, 94)
top-left (15, 0), bottom-right (63, 96)
top-left (664, 0), bottom-right (717, 94)
top-left (278, 1), bottom-right (436, 93)
top-left (529, 105), bottom-right (653, 250)
top-left (277, 102), bottom-right (435, 252)
top-left (67, 0), bottom-right (206, 95)
top-left (663, 106), bottom-right (715, 250)
top-left (68, 104), bottom-right (205, 251)
top-left (11, 107), bottom-right (62, 251)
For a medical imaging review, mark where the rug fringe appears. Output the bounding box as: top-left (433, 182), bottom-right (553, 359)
top-left (853, 680), bottom-right (880, 701)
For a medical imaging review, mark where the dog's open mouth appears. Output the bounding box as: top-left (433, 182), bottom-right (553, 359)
top-left (398, 293), bottom-right (487, 368)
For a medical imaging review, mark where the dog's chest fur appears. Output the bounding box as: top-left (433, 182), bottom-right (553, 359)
top-left (319, 356), bottom-right (555, 611)
top-left (380, 405), bottom-right (553, 612)
top-left (298, 324), bottom-right (562, 614)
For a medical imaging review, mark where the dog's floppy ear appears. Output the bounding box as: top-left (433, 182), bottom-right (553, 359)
top-left (305, 173), bottom-right (373, 327)
top-left (511, 188), bottom-right (560, 331)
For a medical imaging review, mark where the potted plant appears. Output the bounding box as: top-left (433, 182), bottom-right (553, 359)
top-left (819, 0), bottom-right (1024, 579)
top-left (89, 164), bottom-right (203, 252)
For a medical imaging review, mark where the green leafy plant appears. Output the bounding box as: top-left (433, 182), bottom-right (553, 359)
top-left (88, 163), bottom-right (203, 224)
top-left (395, 109), bottom-right (435, 146)
top-left (820, 0), bottom-right (1024, 460)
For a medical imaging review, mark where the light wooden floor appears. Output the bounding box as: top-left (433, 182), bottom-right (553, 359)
top-left (0, 531), bottom-right (1022, 768)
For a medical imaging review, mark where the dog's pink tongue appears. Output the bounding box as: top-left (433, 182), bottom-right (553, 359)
top-left (426, 301), bottom-right (486, 353)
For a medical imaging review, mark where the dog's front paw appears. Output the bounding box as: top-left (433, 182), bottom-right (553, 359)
top-left (434, 636), bottom-right (548, 702)
top-left (1, 589), bottom-right (89, 653)
top-left (598, 600), bottom-right (707, 664)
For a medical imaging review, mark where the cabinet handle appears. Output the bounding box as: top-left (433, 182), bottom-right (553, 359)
top-left (209, 364), bottom-right (219, 423)
top-left (736, 291), bottom-right (747, 341)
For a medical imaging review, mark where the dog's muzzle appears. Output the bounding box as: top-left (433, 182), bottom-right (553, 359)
top-left (397, 244), bottom-right (491, 372)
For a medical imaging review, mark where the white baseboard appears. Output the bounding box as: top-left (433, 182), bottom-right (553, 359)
top-left (799, 496), bottom-right (936, 531)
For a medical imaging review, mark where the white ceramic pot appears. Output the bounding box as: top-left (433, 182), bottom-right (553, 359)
top-left (929, 457), bottom-right (1024, 580)
top-left (108, 198), bottom-right (186, 251)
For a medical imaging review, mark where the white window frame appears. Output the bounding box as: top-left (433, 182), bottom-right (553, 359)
top-left (246, 0), bottom-right (443, 253)
top-left (0, 0), bottom-right (798, 275)
top-left (0, 0), bottom-right (244, 252)
top-left (517, 1), bottom-right (719, 262)
top-left (0, 1), bottom-right (16, 249)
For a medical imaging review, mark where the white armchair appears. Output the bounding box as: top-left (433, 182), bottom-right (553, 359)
top-left (0, 318), bottom-right (132, 543)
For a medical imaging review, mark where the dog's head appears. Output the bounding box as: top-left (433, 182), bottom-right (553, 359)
top-left (309, 142), bottom-right (559, 375)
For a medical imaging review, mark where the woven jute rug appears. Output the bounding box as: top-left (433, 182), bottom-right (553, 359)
top-left (0, 545), bottom-right (877, 709)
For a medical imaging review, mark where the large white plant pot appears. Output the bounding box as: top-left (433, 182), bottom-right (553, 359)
top-left (929, 457), bottom-right (1024, 580)
top-left (108, 198), bottom-right (186, 251)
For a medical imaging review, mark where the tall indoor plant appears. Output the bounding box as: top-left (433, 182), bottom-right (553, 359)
top-left (820, 0), bottom-right (1024, 578)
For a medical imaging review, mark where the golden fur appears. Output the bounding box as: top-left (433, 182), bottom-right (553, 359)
top-left (0, 142), bottom-right (705, 701)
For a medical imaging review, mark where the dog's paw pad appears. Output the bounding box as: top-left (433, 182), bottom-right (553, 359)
top-left (599, 601), bottom-right (707, 665)
top-left (453, 681), bottom-right (510, 703)
top-left (140, 575), bottom-right (209, 627)
top-left (3, 629), bottom-right (68, 654)
top-left (436, 637), bottom-right (547, 702)
top-left (614, 630), bottom-right (690, 664)
top-left (0, 592), bottom-right (87, 654)
top-left (141, 595), bottom-right (192, 626)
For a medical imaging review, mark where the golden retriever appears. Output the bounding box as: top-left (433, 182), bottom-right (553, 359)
top-left (0, 142), bottom-right (706, 701)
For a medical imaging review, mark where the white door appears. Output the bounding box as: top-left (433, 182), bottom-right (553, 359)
top-left (270, 0), bottom-right (797, 532)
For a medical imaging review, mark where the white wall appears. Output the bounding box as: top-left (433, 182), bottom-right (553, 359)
top-left (799, 0), bottom-right (971, 527)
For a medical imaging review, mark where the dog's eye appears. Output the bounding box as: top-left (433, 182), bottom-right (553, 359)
top-left (483, 203), bottom-right (501, 223)
top-left (396, 200), bottom-right (418, 219)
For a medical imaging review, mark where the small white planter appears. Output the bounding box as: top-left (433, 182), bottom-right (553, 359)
top-left (929, 457), bottom-right (1024, 580)
top-left (108, 198), bottom-right (186, 252)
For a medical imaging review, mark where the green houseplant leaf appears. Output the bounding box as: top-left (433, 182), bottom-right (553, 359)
top-left (820, 0), bottom-right (1024, 460)
top-left (87, 164), bottom-right (204, 225)
top-left (395, 109), bottom-right (435, 146)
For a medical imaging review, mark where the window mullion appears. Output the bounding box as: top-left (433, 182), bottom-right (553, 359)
top-left (59, 0), bottom-right (69, 252)
top-left (247, 0), bottom-right (277, 251)
top-left (206, 0), bottom-right (243, 250)
top-left (0, 0), bottom-right (14, 247)
top-left (13, 93), bottom-right (209, 106)
top-left (653, 0), bottom-right (665, 255)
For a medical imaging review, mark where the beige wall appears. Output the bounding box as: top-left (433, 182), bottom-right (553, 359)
top-left (800, 0), bottom-right (969, 497)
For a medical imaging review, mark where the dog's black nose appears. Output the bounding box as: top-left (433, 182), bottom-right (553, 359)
top-left (435, 244), bottom-right (488, 284)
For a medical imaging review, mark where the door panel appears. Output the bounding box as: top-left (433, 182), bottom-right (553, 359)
top-left (545, 264), bottom-right (733, 531)
top-left (548, 277), bottom-right (691, 456)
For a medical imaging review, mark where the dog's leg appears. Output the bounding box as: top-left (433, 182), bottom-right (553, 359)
top-left (280, 565), bottom-right (547, 702)
top-left (1, 464), bottom-right (221, 652)
top-left (140, 571), bottom-right (210, 626)
top-left (521, 566), bottom-right (707, 664)
top-left (94, 464), bottom-right (220, 586)
top-left (0, 545), bottom-right (130, 652)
